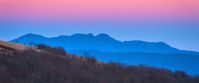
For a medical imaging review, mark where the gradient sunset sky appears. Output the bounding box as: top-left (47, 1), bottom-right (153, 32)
top-left (0, 0), bottom-right (199, 51)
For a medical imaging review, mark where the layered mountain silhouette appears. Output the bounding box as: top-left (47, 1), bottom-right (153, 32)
top-left (11, 33), bottom-right (198, 54)
top-left (11, 33), bottom-right (199, 75)
top-left (0, 41), bottom-right (199, 83)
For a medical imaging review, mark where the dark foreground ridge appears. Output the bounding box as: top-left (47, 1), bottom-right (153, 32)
top-left (0, 42), bottom-right (199, 83)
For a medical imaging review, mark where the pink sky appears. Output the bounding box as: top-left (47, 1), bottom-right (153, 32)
top-left (0, 0), bottom-right (199, 22)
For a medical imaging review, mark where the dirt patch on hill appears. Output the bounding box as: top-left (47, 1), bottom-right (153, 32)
top-left (0, 40), bottom-right (28, 51)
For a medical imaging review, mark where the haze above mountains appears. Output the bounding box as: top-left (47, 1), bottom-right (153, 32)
top-left (10, 33), bottom-right (199, 75)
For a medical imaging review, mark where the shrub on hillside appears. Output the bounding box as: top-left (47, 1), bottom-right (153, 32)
top-left (0, 46), bottom-right (199, 83)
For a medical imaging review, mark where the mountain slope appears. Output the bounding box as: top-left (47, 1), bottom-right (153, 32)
top-left (10, 33), bottom-right (199, 75)
top-left (70, 50), bottom-right (199, 75)
top-left (11, 33), bottom-right (197, 54)
top-left (0, 40), bottom-right (28, 51)
top-left (0, 41), bottom-right (199, 83)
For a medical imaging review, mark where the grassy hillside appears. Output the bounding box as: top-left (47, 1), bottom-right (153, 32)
top-left (0, 44), bottom-right (199, 83)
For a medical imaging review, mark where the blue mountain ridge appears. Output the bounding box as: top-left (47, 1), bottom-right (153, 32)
top-left (10, 33), bottom-right (199, 75)
top-left (10, 33), bottom-right (198, 54)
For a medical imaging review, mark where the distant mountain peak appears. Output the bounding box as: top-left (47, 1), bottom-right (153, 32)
top-left (156, 42), bottom-right (170, 46)
top-left (20, 33), bottom-right (46, 39)
top-left (10, 33), bottom-right (198, 54)
top-left (71, 33), bottom-right (94, 38)
top-left (96, 33), bottom-right (110, 37)
top-left (124, 41), bottom-right (170, 46)
top-left (96, 33), bottom-right (115, 40)
top-left (24, 33), bottom-right (39, 37)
